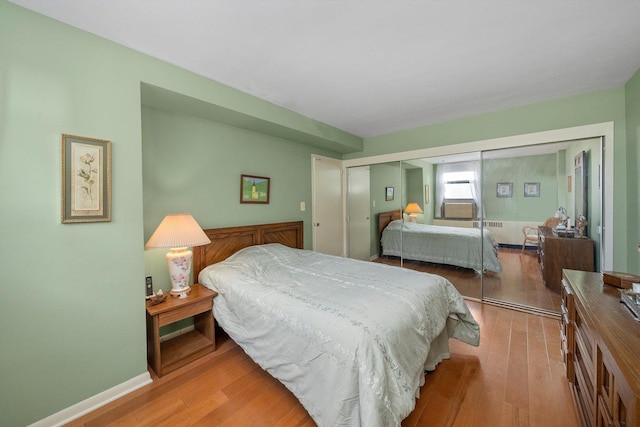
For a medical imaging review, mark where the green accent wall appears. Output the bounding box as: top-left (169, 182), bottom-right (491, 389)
top-left (482, 154), bottom-right (559, 221)
top-left (405, 168), bottom-right (424, 209)
top-left (369, 162), bottom-right (402, 256)
top-left (142, 105), bottom-right (339, 291)
top-left (0, 2), bottom-right (348, 426)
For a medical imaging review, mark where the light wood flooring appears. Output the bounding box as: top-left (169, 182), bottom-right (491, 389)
top-left (66, 301), bottom-right (578, 427)
top-left (376, 247), bottom-right (563, 314)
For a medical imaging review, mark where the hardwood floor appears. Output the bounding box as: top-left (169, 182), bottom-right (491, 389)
top-left (66, 301), bottom-right (578, 427)
top-left (376, 247), bottom-right (563, 314)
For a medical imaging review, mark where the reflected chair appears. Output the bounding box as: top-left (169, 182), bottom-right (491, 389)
top-left (521, 217), bottom-right (562, 253)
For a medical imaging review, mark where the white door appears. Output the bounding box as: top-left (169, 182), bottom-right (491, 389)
top-left (347, 166), bottom-right (371, 260)
top-left (312, 155), bottom-right (344, 256)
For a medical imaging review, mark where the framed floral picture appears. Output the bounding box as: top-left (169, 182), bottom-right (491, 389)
top-left (496, 182), bottom-right (512, 198)
top-left (61, 134), bottom-right (112, 223)
top-left (524, 182), bottom-right (540, 197)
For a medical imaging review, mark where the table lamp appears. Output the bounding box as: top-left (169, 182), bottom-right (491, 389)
top-left (404, 202), bottom-right (423, 222)
top-left (145, 213), bottom-right (211, 298)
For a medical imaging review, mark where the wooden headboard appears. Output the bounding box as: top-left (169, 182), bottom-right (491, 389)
top-left (377, 210), bottom-right (402, 256)
top-left (193, 221), bottom-right (303, 281)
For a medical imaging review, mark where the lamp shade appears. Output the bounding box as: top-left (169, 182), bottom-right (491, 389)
top-left (404, 202), bottom-right (423, 215)
top-left (145, 213), bottom-right (211, 249)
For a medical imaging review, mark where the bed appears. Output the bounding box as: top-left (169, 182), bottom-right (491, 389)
top-left (378, 210), bottom-right (502, 273)
top-left (193, 221), bottom-right (480, 427)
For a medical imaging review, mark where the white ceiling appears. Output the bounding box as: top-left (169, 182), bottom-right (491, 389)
top-left (10, 1), bottom-right (640, 138)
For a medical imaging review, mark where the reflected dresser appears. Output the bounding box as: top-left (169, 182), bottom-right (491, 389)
top-left (538, 226), bottom-right (594, 291)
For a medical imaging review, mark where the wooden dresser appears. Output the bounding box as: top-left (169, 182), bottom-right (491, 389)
top-left (561, 270), bottom-right (640, 427)
top-left (538, 226), bottom-right (594, 290)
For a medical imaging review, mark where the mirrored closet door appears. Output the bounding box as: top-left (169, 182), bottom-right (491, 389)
top-left (398, 153), bottom-right (483, 300)
top-left (346, 136), bottom-right (603, 315)
top-left (348, 154), bottom-right (484, 301)
top-left (480, 139), bottom-right (602, 314)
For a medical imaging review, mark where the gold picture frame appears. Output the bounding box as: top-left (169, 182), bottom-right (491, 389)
top-left (61, 134), bottom-right (112, 223)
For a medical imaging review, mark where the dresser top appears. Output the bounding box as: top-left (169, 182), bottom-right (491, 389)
top-left (538, 226), bottom-right (592, 241)
top-left (563, 269), bottom-right (640, 392)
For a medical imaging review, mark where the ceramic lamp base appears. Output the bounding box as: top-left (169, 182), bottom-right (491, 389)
top-left (170, 287), bottom-right (191, 299)
top-left (166, 247), bottom-right (193, 299)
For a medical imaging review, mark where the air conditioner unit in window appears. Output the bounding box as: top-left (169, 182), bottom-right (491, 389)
top-left (443, 202), bottom-right (475, 219)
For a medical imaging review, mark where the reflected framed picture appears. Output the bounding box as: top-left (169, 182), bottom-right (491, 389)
top-left (61, 134), bottom-right (112, 223)
top-left (385, 186), bottom-right (394, 201)
top-left (524, 182), bottom-right (540, 197)
top-left (241, 174), bottom-right (270, 204)
top-left (496, 182), bottom-right (512, 198)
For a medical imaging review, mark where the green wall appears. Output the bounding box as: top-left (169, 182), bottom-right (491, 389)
top-left (405, 168), bottom-right (424, 210)
top-left (0, 5), bottom-right (147, 426)
top-left (369, 163), bottom-right (402, 256)
top-left (482, 154), bottom-right (559, 221)
top-left (0, 2), bottom-right (347, 426)
top-left (142, 106), bottom-right (339, 291)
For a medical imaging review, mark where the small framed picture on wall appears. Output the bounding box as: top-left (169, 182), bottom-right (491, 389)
top-left (385, 186), bottom-right (394, 201)
top-left (524, 182), bottom-right (540, 197)
top-left (496, 182), bottom-right (512, 198)
top-left (240, 174), bottom-right (270, 204)
top-left (61, 134), bottom-right (112, 223)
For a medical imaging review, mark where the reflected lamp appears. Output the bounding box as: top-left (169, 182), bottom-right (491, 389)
top-left (404, 202), bottom-right (423, 223)
top-left (145, 213), bottom-right (211, 298)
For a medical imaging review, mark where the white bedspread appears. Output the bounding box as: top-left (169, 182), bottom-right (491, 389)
top-left (381, 220), bottom-right (502, 273)
top-left (198, 244), bottom-right (479, 427)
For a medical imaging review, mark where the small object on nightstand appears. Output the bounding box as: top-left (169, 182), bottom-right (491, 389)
top-left (149, 289), bottom-right (166, 306)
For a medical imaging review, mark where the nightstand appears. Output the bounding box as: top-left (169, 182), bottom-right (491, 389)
top-left (146, 284), bottom-right (217, 377)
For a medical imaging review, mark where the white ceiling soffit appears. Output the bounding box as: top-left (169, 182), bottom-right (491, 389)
top-left (10, 1), bottom-right (640, 138)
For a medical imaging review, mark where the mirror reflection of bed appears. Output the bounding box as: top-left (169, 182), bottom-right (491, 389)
top-left (375, 209), bottom-right (562, 312)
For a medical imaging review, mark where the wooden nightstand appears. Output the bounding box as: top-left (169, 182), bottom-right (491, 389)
top-left (146, 284), bottom-right (217, 377)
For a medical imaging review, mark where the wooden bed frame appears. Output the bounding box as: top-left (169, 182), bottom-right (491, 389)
top-left (377, 210), bottom-right (402, 257)
top-left (192, 221), bottom-right (304, 281)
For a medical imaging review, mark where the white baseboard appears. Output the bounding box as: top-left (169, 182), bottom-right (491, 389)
top-left (29, 371), bottom-right (152, 427)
